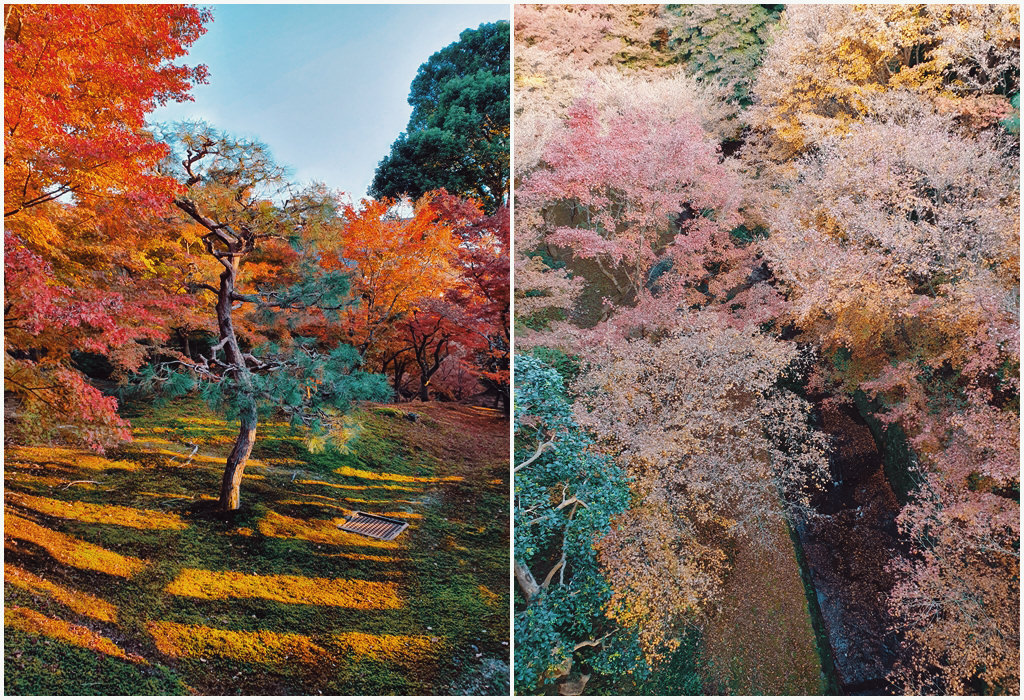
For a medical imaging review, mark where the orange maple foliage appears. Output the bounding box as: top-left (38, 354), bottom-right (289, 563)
top-left (325, 194), bottom-right (461, 360)
top-left (4, 5), bottom-right (211, 450)
top-left (4, 4), bottom-right (209, 219)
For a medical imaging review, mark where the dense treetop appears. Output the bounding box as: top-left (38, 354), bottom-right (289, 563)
top-left (514, 3), bottom-right (1019, 695)
top-left (371, 21), bottom-right (510, 211)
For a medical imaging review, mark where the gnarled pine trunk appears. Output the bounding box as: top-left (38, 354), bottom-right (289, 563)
top-left (175, 169), bottom-right (261, 512)
top-left (215, 255), bottom-right (256, 511)
top-left (220, 402), bottom-right (256, 510)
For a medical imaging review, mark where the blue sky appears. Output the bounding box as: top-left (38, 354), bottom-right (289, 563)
top-left (150, 4), bottom-right (509, 201)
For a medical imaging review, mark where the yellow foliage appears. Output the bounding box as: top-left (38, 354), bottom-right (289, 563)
top-left (515, 72), bottom-right (547, 89)
top-left (164, 569), bottom-right (402, 609)
top-left (147, 621), bottom-right (325, 664)
top-left (8, 493), bottom-right (187, 530)
top-left (5, 512), bottom-right (147, 577)
top-left (752, 4), bottom-right (1021, 157)
top-left (5, 606), bottom-right (140, 662)
top-left (4, 563), bottom-right (118, 623)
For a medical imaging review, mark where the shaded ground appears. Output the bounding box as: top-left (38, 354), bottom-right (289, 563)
top-left (700, 515), bottom-right (823, 695)
top-left (794, 400), bottom-right (902, 694)
top-left (4, 399), bottom-right (509, 695)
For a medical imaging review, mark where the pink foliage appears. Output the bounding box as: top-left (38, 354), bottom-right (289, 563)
top-left (517, 98), bottom-right (746, 331)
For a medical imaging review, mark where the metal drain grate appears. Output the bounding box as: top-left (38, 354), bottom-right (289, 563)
top-left (338, 511), bottom-right (409, 541)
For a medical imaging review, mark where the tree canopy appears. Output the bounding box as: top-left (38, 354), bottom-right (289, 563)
top-left (370, 21), bottom-right (510, 211)
top-left (514, 3), bottom-right (1019, 695)
top-left (4, 3), bottom-right (210, 450)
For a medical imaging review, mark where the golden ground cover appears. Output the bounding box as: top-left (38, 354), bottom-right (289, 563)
top-left (4, 400), bottom-right (510, 695)
top-left (164, 569), bottom-right (403, 609)
top-left (700, 515), bottom-right (823, 694)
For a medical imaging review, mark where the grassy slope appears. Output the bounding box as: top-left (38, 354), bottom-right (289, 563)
top-left (4, 399), bottom-right (509, 695)
top-left (699, 515), bottom-right (823, 695)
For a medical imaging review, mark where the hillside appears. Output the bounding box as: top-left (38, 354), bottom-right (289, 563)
top-left (4, 400), bottom-right (509, 695)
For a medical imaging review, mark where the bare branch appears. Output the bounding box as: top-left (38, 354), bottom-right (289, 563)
top-left (514, 439), bottom-right (554, 473)
top-left (515, 559), bottom-right (541, 603)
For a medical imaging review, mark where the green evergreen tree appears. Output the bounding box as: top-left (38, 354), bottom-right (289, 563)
top-left (514, 354), bottom-right (649, 692)
top-left (137, 123), bottom-right (390, 510)
top-left (371, 22), bottom-right (509, 212)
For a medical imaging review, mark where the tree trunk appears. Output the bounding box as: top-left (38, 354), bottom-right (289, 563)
top-left (393, 363), bottom-right (407, 402)
top-left (174, 194), bottom-right (259, 512)
top-left (220, 402), bottom-right (256, 510)
top-left (418, 378), bottom-right (429, 402)
top-left (214, 256), bottom-right (256, 511)
top-left (515, 559), bottom-right (540, 603)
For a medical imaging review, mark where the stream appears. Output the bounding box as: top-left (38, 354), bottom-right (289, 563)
top-left (793, 399), bottom-right (905, 694)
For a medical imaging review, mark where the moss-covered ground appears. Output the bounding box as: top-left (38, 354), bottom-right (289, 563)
top-left (699, 514), bottom-right (824, 695)
top-left (4, 399), bottom-right (509, 695)
top-left (594, 515), bottom-right (824, 697)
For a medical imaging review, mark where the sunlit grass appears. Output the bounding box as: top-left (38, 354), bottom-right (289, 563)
top-left (318, 552), bottom-right (399, 563)
top-left (376, 511), bottom-right (422, 520)
top-left (256, 510), bottom-right (401, 548)
top-left (5, 473), bottom-right (67, 487)
top-left (275, 490), bottom-right (346, 504)
top-left (345, 498), bottom-right (423, 506)
top-left (137, 491), bottom-right (193, 500)
top-left (4, 563), bottom-right (118, 623)
top-left (5, 512), bottom-right (147, 577)
top-left (147, 621), bottom-right (325, 665)
top-left (6, 399), bottom-right (510, 694)
top-left (165, 569), bottom-right (402, 609)
top-left (333, 465), bottom-right (463, 484)
top-left (5, 606), bottom-right (140, 662)
top-left (277, 499), bottom-right (348, 510)
top-left (476, 584), bottom-right (502, 608)
top-left (5, 446), bottom-right (141, 472)
top-left (329, 631), bottom-right (437, 667)
top-left (148, 449), bottom-right (245, 467)
top-left (9, 493), bottom-right (187, 530)
top-left (296, 478), bottom-right (422, 493)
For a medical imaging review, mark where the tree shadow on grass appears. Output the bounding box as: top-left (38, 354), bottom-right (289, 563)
top-left (4, 400), bottom-right (510, 695)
